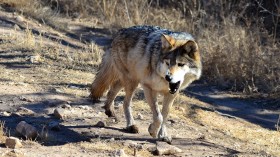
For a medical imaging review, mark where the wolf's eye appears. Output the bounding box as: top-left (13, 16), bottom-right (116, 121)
top-left (178, 63), bottom-right (185, 67)
top-left (165, 61), bottom-right (170, 66)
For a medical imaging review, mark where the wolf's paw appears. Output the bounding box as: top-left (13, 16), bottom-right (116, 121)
top-left (158, 126), bottom-right (172, 144)
top-left (126, 125), bottom-right (139, 133)
top-left (159, 136), bottom-right (172, 144)
top-left (148, 123), bottom-right (159, 138)
top-left (104, 109), bottom-right (115, 117)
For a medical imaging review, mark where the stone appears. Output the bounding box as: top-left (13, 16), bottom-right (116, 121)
top-left (123, 140), bottom-right (143, 150)
top-left (5, 137), bottom-right (22, 149)
top-left (15, 15), bottom-right (24, 22)
top-left (175, 106), bottom-right (185, 112)
top-left (16, 121), bottom-right (38, 139)
top-left (78, 105), bottom-right (90, 110)
top-left (114, 149), bottom-right (127, 157)
top-left (95, 121), bottom-right (106, 127)
top-left (17, 82), bottom-right (27, 87)
top-left (13, 24), bottom-right (21, 30)
top-left (61, 103), bottom-right (72, 109)
top-left (54, 88), bottom-right (63, 93)
top-left (1, 111), bottom-right (11, 116)
top-left (53, 108), bottom-right (66, 119)
top-left (29, 55), bottom-right (41, 63)
top-left (168, 119), bottom-right (176, 124)
top-left (17, 107), bottom-right (35, 116)
top-left (156, 141), bottom-right (182, 155)
top-left (109, 137), bottom-right (115, 142)
top-left (123, 140), bottom-right (138, 147)
top-left (19, 96), bottom-right (34, 102)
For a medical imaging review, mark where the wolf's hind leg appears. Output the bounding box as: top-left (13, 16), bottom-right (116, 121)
top-left (104, 80), bottom-right (122, 117)
top-left (123, 81), bottom-right (139, 133)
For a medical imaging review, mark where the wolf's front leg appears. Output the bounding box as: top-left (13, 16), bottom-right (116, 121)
top-left (158, 93), bottom-right (176, 143)
top-left (143, 86), bottom-right (163, 138)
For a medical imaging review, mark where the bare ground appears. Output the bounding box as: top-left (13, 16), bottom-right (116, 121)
top-left (0, 8), bottom-right (280, 157)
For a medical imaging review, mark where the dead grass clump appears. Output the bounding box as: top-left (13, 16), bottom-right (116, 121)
top-left (1, 0), bottom-right (279, 95)
top-left (42, 42), bottom-right (104, 70)
top-left (37, 0), bottom-right (280, 94)
top-left (0, 121), bottom-right (7, 144)
top-left (1, 0), bottom-right (67, 30)
top-left (199, 19), bottom-right (280, 93)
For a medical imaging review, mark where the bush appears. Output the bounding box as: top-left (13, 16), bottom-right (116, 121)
top-left (1, 0), bottom-right (279, 94)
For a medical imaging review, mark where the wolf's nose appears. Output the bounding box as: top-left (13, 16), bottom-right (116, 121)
top-left (165, 75), bottom-right (172, 82)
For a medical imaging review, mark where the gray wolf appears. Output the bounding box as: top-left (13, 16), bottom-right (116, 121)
top-left (90, 26), bottom-right (202, 143)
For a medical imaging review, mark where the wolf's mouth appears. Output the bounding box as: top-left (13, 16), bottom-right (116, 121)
top-left (169, 81), bottom-right (180, 94)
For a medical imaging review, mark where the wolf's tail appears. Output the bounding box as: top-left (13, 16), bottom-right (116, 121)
top-left (90, 50), bottom-right (118, 101)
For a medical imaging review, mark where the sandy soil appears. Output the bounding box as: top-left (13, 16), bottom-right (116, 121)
top-left (0, 8), bottom-right (280, 157)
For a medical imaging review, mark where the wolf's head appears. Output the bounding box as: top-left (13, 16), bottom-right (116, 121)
top-left (158, 34), bottom-right (202, 94)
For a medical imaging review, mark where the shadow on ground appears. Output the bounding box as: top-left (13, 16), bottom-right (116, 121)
top-left (185, 83), bottom-right (280, 130)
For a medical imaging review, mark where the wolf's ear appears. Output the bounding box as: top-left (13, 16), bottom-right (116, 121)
top-left (183, 40), bottom-right (199, 60)
top-left (161, 34), bottom-right (176, 50)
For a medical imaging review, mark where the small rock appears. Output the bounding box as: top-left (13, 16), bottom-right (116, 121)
top-left (1, 111), bottom-right (11, 116)
top-left (45, 99), bottom-right (59, 106)
top-left (16, 121), bottom-right (38, 139)
top-left (123, 140), bottom-right (138, 147)
top-left (15, 15), bottom-right (24, 22)
top-left (114, 149), bottom-right (127, 157)
top-left (109, 138), bottom-right (115, 142)
top-left (97, 112), bottom-right (103, 116)
top-left (123, 140), bottom-right (143, 150)
top-left (61, 103), bottom-right (71, 109)
top-left (78, 105), bottom-right (90, 110)
top-left (29, 55), bottom-right (41, 63)
top-left (13, 24), bottom-right (21, 30)
top-left (156, 141), bottom-right (182, 155)
top-left (11, 112), bottom-right (22, 117)
top-left (19, 96), bottom-right (34, 102)
top-left (17, 107), bottom-right (35, 116)
top-left (69, 85), bottom-right (79, 89)
top-left (168, 119), bottom-right (176, 124)
top-left (175, 106), bottom-right (185, 112)
top-left (136, 113), bottom-right (144, 120)
top-left (48, 121), bottom-right (60, 131)
top-left (66, 101), bottom-right (72, 104)
top-left (17, 82), bottom-right (27, 87)
top-left (53, 108), bottom-right (67, 119)
top-left (54, 88), bottom-right (63, 93)
top-left (95, 121), bottom-right (106, 127)
top-left (5, 137), bottom-right (22, 149)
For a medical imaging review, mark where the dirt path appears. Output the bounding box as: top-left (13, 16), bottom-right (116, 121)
top-left (186, 84), bottom-right (280, 130)
top-left (0, 9), bottom-right (280, 157)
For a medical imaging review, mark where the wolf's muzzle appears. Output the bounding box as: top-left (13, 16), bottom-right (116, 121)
top-left (165, 75), bottom-right (172, 82)
top-left (169, 81), bottom-right (180, 94)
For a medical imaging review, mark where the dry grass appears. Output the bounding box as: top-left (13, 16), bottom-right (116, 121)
top-left (0, 121), bottom-right (6, 144)
top-left (1, 0), bottom-right (279, 95)
top-left (1, 19), bottom-right (104, 70)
